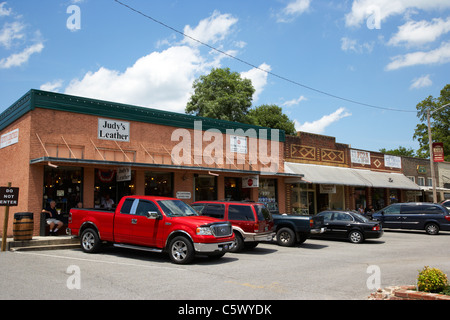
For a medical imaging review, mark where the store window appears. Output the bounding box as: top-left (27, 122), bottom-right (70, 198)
top-left (195, 175), bottom-right (217, 201)
top-left (43, 166), bottom-right (83, 213)
top-left (372, 188), bottom-right (385, 211)
top-left (94, 169), bottom-right (135, 208)
top-left (145, 171), bottom-right (173, 197)
top-left (258, 178), bottom-right (278, 213)
top-left (291, 183), bottom-right (316, 215)
top-left (225, 177), bottom-right (250, 201)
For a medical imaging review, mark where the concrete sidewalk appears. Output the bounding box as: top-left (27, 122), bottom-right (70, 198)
top-left (4, 235), bottom-right (79, 252)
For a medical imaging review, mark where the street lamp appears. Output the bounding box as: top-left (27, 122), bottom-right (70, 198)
top-left (427, 102), bottom-right (450, 203)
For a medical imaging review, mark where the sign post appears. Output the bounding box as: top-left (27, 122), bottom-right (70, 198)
top-left (1, 183), bottom-right (19, 252)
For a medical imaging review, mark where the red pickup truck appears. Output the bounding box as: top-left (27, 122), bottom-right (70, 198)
top-left (67, 195), bottom-right (235, 264)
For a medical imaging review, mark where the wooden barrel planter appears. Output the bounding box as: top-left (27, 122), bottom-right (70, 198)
top-left (13, 212), bottom-right (34, 241)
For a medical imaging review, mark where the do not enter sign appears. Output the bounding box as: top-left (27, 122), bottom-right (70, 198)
top-left (0, 187), bottom-right (19, 206)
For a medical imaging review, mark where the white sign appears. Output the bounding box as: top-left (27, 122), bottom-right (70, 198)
top-left (384, 155), bottom-right (402, 169)
top-left (98, 118), bottom-right (130, 142)
top-left (242, 176), bottom-right (259, 188)
top-left (116, 167), bottom-right (131, 182)
top-left (230, 135), bottom-right (247, 154)
top-left (176, 191), bottom-right (191, 200)
top-left (351, 149), bottom-right (371, 165)
top-left (0, 128), bottom-right (19, 149)
top-left (320, 185), bottom-right (336, 194)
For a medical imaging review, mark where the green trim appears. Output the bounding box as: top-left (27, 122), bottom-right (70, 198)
top-left (1, 89), bottom-right (285, 141)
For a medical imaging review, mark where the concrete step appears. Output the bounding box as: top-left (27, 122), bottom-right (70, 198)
top-left (6, 236), bottom-right (80, 252)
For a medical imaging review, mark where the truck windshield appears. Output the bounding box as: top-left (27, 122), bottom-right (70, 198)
top-left (157, 200), bottom-right (199, 217)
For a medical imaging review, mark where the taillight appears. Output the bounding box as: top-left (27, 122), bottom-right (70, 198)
top-left (254, 223), bottom-right (259, 233)
top-left (68, 212), bottom-right (72, 224)
top-left (310, 219), bottom-right (314, 228)
top-left (445, 216), bottom-right (450, 222)
top-left (372, 225), bottom-right (380, 231)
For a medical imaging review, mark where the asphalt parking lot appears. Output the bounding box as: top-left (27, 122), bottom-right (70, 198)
top-left (1, 230), bottom-right (449, 300)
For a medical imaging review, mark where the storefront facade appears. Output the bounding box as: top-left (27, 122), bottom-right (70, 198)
top-left (284, 132), bottom-right (421, 214)
top-left (0, 90), bottom-right (293, 236)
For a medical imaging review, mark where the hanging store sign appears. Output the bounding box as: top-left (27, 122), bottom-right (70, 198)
top-left (242, 176), bottom-right (259, 188)
top-left (432, 142), bottom-right (445, 162)
top-left (0, 128), bottom-right (19, 149)
top-left (320, 185), bottom-right (336, 194)
top-left (116, 167), bottom-right (131, 182)
top-left (98, 118), bottom-right (130, 142)
top-left (351, 149), bottom-right (371, 165)
top-left (384, 155), bottom-right (402, 169)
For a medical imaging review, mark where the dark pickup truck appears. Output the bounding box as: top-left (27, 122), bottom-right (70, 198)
top-left (273, 214), bottom-right (325, 246)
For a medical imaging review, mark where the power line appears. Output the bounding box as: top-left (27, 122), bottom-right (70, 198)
top-left (113, 0), bottom-right (417, 113)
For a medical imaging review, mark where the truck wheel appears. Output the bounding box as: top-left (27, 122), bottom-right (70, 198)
top-left (169, 236), bottom-right (195, 264)
top-left (277, 227), bottom-right (296, 247)
top-left (230, 232), bottom-right (244, 253)
top-left (80, 228), bottom-right (101, 253)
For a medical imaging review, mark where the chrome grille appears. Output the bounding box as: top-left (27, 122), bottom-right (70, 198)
top-left (210, 223), bottom-right (232, 237)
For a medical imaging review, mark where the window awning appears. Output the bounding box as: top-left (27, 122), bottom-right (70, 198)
top-left (284, 162), bottom-right (421, 190)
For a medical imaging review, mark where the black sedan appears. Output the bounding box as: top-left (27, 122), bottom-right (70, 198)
top-left (312, 211), bottom-right (383, 244)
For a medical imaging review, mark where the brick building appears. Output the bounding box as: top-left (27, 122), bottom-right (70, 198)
top-left (283, 132), bottom-right (421, 214)
top-left (0, 90), bottom-right (295, 237)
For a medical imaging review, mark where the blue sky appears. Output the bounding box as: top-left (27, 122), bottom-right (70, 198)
top-left (1, 0), bottom-right (449, 152)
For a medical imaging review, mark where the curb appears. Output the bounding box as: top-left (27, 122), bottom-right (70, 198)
top-left (368, 285), bottom-right (450, 300)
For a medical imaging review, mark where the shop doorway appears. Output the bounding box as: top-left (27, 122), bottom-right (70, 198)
top-left (94, 169), bottom-right (135, 208)
top-left (225, 177), bottom-right (250, 201)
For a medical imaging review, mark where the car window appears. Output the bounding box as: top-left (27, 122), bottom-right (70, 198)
top-left (401, 204), bottom-right (425, 214)
top-left (334, 212), bottom-right (353, 221)
top-left (383, 204), bottom-right (401, 215)
top-left (191, 204), bottom-right (205, 214)
top-left (254, 204), bottom-right (272, 221)
top-left (136, 200), bottom-right (159, 216)
top-left (204, 204), bottom-right (225, 219)
top-left (120, 198), bottom-right (135, 214)
top-left (423, 205), bottom-right (445, 215)
top-left (319, 212), bottom-right (333, 221)
top-left (228, 205), bottom-right (255, 221)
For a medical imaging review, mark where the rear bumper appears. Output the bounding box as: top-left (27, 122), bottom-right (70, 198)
top-left (194, 240), bottom-right (235, 253)
top-left (311, 227), bottom-right (326, 234)
top-left (243, 231), bottom-right (275, 242)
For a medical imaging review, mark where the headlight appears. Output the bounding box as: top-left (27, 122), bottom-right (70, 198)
top-left (196, 227), bottom-right (213, 235)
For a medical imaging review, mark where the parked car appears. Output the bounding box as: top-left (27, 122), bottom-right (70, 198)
top-left (272, 213), bottom-right (325, 247)
top-left (440, 199), bottom-right (450, 211)
top-left (68, 196), bottom-right (235, 264)
top-left (191, 201), bottom-right (274, 252)
top-left (312, 211), bottom-right (383, 244)
top-left (372, 202), bottom-right (450, 235)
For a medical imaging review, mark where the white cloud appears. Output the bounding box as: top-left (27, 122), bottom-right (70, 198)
top-left (0, 2), bottom-right (12, 17)
top-left (0, 21), bottom-right (25, 49)
top-left (40, 80), bottom-right (64, 92)
top-left (282, 96), bottom-right (307, 107)
top-left (0, 42), bottom-right (44, 69)
top-left (388, 17), bottom-right (450, 47)
top-left (410, 74), bottom-right (432, 89)
top-left (345, 0), bottom-right (450, 28)
top-left (386, 41), bottom-right (450, 70)
top-left (65, 46), bottom-right (207, 113)
top-left (240, 63), bottom-right (271, 103)
top-left (341, 37), bottom-right (374, 53)
top-left (277, 0), bottom-right (311, 23)
top-left (182, 11), bottom-right (238, 47)
top-left (295, 108), bottom-right (352, 134)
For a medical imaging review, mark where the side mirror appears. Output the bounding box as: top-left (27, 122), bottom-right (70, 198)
top-left (146, 211), bottom-right (161, 219)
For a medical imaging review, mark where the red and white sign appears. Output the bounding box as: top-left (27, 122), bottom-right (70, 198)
top-left (432, 142), bottom-right (445, 162)
top-left (242, 175), bottom-right (259, 188)
top-left (0, 128), bottom-right (19, 149)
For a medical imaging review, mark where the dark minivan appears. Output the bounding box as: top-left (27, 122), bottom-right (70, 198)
top-left (372, 202), bottom-right (450, 235)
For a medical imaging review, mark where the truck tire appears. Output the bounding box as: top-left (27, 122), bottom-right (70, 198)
top-left (168, 236), bottom-right (195, 264)
top-left (276, 227), bottom-right (296, 247)
top-left (80, 228), bottom-right (101, 253)
top-left (230, 232), bottom-right (244, 253)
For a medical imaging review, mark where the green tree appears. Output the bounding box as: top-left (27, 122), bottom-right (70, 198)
top-left (247, 104), bottom-right (296, 135)
top-left (379, 146), bottom-right (416, 157)
top-left (413, 84), bottom-right (450, 161)
top-left (185, 67), bottom-right (255, 123)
